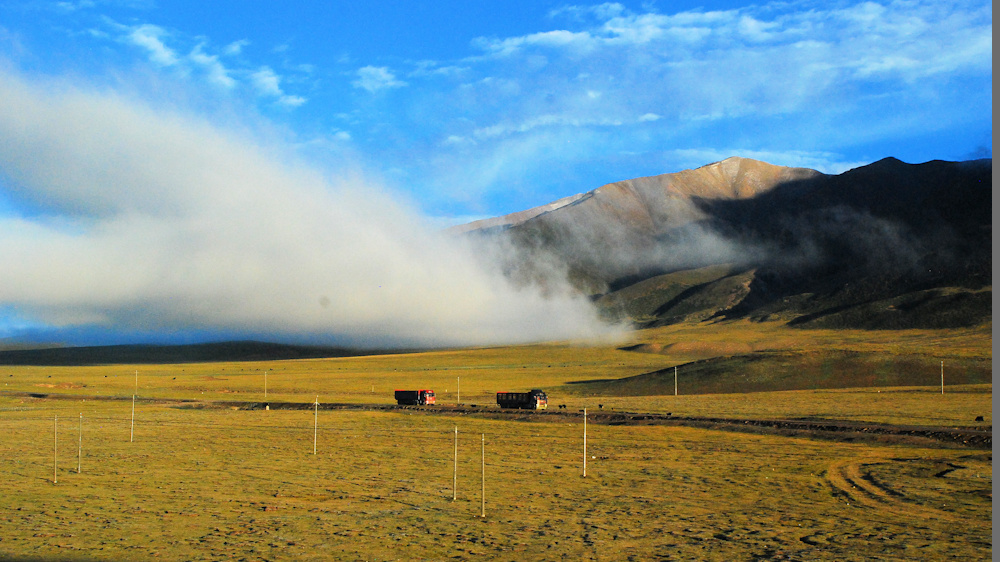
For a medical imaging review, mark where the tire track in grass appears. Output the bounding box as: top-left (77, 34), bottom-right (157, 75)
top-left (824, 456), bottom-right (950, 521)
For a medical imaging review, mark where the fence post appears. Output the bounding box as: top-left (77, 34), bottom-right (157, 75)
top-left (480, 434), bottom-right (485, 518)
top-left (940, 361), bottom-right (944, 394)
top-left (453, 426), bottom-right (458, 501)
top-left (77, 413), bottom-right (82, 474)
top-left (53, 415), bottom-right (58, 484)
top-left (130, 370), bottom-right (137, 443)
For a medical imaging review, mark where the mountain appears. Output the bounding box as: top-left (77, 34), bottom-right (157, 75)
top-left (462, 157), bottom-right (992, 329)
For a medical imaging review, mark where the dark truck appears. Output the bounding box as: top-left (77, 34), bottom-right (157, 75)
top-left (496, 389), bottom-right (548, 410)
top-left (394, 389), bottom-right (436, 406)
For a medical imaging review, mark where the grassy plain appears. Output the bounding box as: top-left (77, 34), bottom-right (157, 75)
top-left (0, 321), bottom-right (992, 560)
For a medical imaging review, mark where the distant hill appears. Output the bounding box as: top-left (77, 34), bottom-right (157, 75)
top-left (0, 340), bottom-right (384, 366)
top-left (562, 350), bottom-right (993, 397)
top-left (462, 157), bottom-right (992, 329)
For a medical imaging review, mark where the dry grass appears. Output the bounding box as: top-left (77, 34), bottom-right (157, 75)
top-left (0, 342), bottom-right (677, 407)
top-left (0, 321), bottom-right (992, 560)
top-left (569, 385), bottom-right (992, 427)
top-left (0, 320), bottom-right (990, 404)
top-left (0, 397), bottom-right (991, 561)
top-left (633, 320), bottom-right (993, 361)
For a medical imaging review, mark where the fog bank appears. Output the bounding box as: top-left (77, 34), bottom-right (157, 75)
top-left (0, 70), bottom-right (622, 347)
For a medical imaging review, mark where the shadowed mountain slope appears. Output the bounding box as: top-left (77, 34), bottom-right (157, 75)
top-left (562, 350), bottom-right (993, 396)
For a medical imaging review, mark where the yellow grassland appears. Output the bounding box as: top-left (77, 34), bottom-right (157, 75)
top-left (0, 321), bottom-right (991, 560)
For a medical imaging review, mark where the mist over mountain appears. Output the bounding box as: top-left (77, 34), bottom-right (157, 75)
top-left (3, 155), bottom-right (988, 363)
top-left (462, 156), bottom-right (992, 330)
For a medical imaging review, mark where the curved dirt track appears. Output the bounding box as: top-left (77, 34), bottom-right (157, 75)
top-left (5, 390), bottom-right (991, 450)
top-left (235, 400), bottom-right (993, 450)
top-left (825, 458), bottom-right (944, 518)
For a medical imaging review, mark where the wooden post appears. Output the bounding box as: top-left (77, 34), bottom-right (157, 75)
top-left (453, 426), bottom-right (458, 501)
top-left (313, 396), bottom-right (319, 455)
top-left (77, 413), bottom-right (82, 474)
top-left (480, 433), bottom-right (485, 518)
top-left (457, 376), bottom-right (460, 406)
top-left (264, 369), bottom-right (268, 399)
top-left (130, 393), bottom-right (135, 443)
top-left (940, 361), bottom-right (944, 394)
top-left (674, 366), bottom-right (678, 396)
top-left (130, 370), bottom-right (137, 443)
top-left (583, 408), bottom-right (587, 478)
top-left (53, 415), bottom-right (57, 484)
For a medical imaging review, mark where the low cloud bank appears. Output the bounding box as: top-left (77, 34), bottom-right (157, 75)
top-left (0, 70), bottom-right (623, 348)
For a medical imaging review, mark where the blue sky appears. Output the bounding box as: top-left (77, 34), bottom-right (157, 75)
top-left (1, 0), bottom-right (991, 218)
top-left (0, 0), bottom-right (992, 347)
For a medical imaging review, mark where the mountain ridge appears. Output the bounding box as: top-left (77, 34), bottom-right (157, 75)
top-left (465, 156), bottom-right (991, 330)
top-left (455, 156), bottom-right (824, 235)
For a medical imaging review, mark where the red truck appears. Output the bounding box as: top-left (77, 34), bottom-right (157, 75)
top-left (394, 389), bottom-right (436, 406)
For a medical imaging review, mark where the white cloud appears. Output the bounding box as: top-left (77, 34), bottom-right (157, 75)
top-left (549, 3), bottom-right (627, 22)
top-left (410, 60), bottom-right (469, 77)
top-left (442, 135), bottom-right (470, 146)
top-left (250, 66), bottom-right (307, 106)
top-left (189, 44), bottom-right (236, 89)
top-left (278, 95), bottom-right (307, 108)
top-left (352, 65), bottom-right (407, 93)
top-left (250, 66), bottom-right (283, 96)
top-left (0, 70), bottom-right (621, 346)
top-left (101, 19), bottom-right (309, 108)
top-left (473, 114), bottom-right (626, 140)
top-left (407, 0), bottom-right (989, 211)
top-left (126, 24), bottom-right (178, 67)
top-left (223, 39), bottom-right (249, 56)
top-left (450, 0), bottom-right (990, 147)
top-left (737, 15), bottom-right (778, 42)
top-left (477, 29), bottom-right (595, 56)
top-left (62, 0), bottom-right (988, 220)
top-left (55, 1), bottom-right (97, 13)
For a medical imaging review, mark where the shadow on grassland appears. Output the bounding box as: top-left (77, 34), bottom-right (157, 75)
top-left (562, 350), bottom-right (993, 396)
top-left (0, 340), bottom-right (402, 366)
